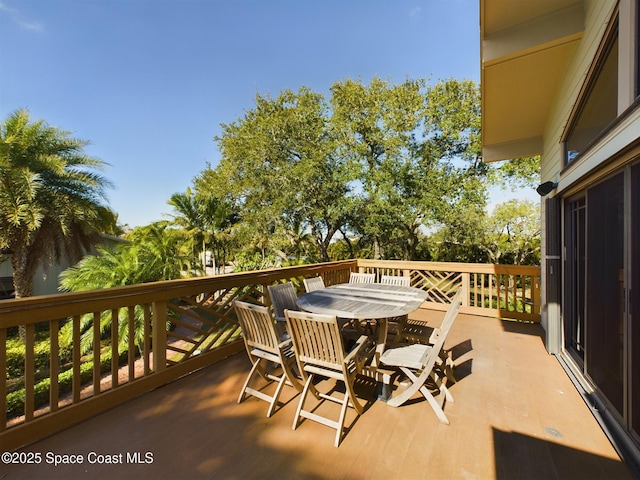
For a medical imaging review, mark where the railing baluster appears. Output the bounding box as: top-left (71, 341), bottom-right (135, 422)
top-left (128, 306), bottom-right (136, 381)
top-left (111, 308), bottom-right (119, 388)
top-left (503, 274), bottom-right (509, 312)
top-left (152, 301), bottom-right (168, 372)
top-left (24, 323), bottom-right (35, 422)
top-left (462, 273), bottom-right (470, 307)
top-left (50, 319), bottom-right (59, 413)
top-left (92, 311), bottom-right (101, 395)
top-left (143, 304), bottom-right (151, 376)
top-left (72, 315), bottom-right (81, 403)
top-left (0, 326), bottom-right (6, 431)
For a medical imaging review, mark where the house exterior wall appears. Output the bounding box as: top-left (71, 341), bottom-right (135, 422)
top-left (0, 260), bottom-right (70, 296)
top-left (535, 0), bottom-right (640, 471)
top-left (0, 235), bottom-right (127, 297)
top-left (539, 0), bottom-right (619, 352)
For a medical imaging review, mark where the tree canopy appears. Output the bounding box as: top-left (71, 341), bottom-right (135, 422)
top-left (2, 77), bottom-right (540, 311)
top-left (195, 77), bottom-right (539, 264)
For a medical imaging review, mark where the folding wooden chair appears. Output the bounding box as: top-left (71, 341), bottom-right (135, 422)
top-left (234, 301), bottom-right (302, 417)
top-left (303, 276), bottom-right (325, 292)
top-left (349, 272), bottom-right (376, 283)
top-left (392, 285), bottom-right (455, 347)
top-left (379, 288), bottom-right (463, 424)
top-left (379, 275), bottom-right (411, 340)
top-left (267, 282), bottom-right (299, 337)
top-left (285, 309), bottom-right (374, 447)
top-left (380, 274), bottom-right (410, 287)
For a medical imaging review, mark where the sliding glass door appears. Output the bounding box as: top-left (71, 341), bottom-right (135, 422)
top-left (586, 172), bottom-right (625, 415)
top-left (565, 197), bottom-right (586, 363)
top-left (632, 162), bottom-right (640, 439)
top-left (564, 161), bottom-right (639, 437)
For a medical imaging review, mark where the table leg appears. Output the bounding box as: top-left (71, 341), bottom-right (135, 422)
top-left (373, 318), bottom-right (388, 368)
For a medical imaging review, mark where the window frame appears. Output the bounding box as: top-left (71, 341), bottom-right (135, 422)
top-left (563, 12), bottom-right (620, 166)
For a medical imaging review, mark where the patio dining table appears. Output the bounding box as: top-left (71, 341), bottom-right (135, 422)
top-left (295, 282), bottom-right (428, 368)
top-left (295, 282), bottom-right (427, 320)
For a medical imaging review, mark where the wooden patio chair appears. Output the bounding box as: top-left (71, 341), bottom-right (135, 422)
top-left (233, 301), bottom-right (302, 417)
top-left (302, 275), bottom-right (359, 338)
top-left (379, 274), bottom-right (411, 340)
top-left (393, 287), bottom-right (459, 348)
top-left (347, 272), bottom-right (376, 334)
top-left (285, 309), bottom-right (374, 447)
top-left (379, 288), bottom-right (463, 424)
top-left (349, 272), bottom-right (376, 283)
top-left (303, 276), bottom-right (325, 292)
top-left (267, 282), bottom-right (300, 336)
top-left (380, 274), bottom-right (410, 287)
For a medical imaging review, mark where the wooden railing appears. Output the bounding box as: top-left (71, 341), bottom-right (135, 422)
top-left (0, 259), bottom-right (540, 451)
top-left (357, 260), bottom-right (541, 323)
top-left (0, 260), bottom-right (356, 451)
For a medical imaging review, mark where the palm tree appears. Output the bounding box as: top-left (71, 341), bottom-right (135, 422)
top-left (59, 223), bottom-right (189, 354)
top-left (168, 189), bottom-right (240, 275)
top-left (0, 109), bottom-right (114, 299)
top-left (168, 188), bottom-right (208, 273)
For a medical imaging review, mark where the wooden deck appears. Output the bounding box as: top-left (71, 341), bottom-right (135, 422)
top-left (2, 310), bottom-right (632, 479)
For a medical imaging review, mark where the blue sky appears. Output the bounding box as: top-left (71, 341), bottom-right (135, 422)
top-left (1, 0), bottom-right (492, 228)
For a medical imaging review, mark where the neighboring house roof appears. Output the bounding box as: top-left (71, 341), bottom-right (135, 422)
top-left (480, 0), bottom-right (585, 161)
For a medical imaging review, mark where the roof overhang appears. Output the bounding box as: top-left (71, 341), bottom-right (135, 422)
top-left (481, 0), bottom-right (585, 162)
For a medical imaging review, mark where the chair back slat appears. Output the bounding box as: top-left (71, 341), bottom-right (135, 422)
top-left (267, 282), bottom-right (299, 320)
top-left (349, 272), bottom-right (376, 284)
top-left (285, 310), bottom-right (344, 370)
top-left (303, 276), bottom-right (325, 292)
top-left (380, 275), bottom-right (410, 287)
top-left (234, 301), bottom-right (280, 353)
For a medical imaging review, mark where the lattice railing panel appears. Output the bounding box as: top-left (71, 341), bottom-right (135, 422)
top-left (357, 260), bottom-right (541, 322)
top-left (411, 270), bottom-right (463, 303)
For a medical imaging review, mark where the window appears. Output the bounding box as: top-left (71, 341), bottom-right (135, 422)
top-left (565, 21), bottom-right (619, 164)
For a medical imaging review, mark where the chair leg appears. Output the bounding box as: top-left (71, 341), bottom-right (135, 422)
top-left (238, 360), bottom-right (262, 404)
top-left (386, 366), bottom-right (430, 408)
top-left (293, 374), bottom-right (314, 431)
top-left (431, 369), bottom-right (454, 404)
top-left (418, 384), bottom-right (450, 425)
top-left (335, 393), bottom-right (350, 447)
top-left (441, 351), bottom-right (457, 384)
top-left (266, 373), bottom-right (288, 417)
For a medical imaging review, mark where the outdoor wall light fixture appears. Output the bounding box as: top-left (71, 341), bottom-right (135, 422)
top-left (536, 181), bottom-right (558, 196)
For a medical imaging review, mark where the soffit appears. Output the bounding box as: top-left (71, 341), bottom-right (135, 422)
top-left (481, 0), bottom-right (584, 161)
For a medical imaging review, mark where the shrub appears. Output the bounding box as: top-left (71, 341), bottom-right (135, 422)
top-left (6, 349), bottom-right (120, 419)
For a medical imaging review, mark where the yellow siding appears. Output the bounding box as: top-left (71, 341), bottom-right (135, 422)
top-left (540, 0), bottom-right (617, 184)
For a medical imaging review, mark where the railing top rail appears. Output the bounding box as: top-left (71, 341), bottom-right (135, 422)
top-left (0, 259), bottom-right (541, 326)
top-left (0, 260), bottom-right (357, 326)
top-left (356, 259), bottom-right (541, 275)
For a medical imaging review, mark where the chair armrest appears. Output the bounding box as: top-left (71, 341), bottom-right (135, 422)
top-left (429, 327), bottom-right (440, 344)
top-left (344, 335), bottom-right (374, 372)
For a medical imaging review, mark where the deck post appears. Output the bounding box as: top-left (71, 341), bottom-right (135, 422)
top-left (152, 301), bottom-right (168, 372)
